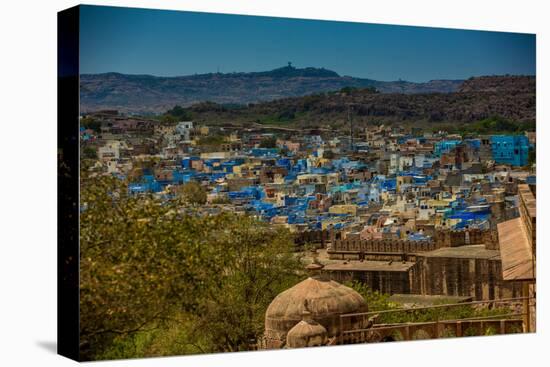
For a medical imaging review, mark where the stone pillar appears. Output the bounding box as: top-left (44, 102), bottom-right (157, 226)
top-left (523, 283), bottom-right (530, 333)
top-left (469, 259), bottom-right (476, 298)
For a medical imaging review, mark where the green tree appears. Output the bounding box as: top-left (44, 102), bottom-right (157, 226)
top-left (189, 216), bottom-right (302, 352)
top-left (277, 109), bottom-right (295, 122)
top-left (197, 135), bottom-right (226, 146)
top-left (345, 281), bottom-right (510, 325)
top-left (259, 136), bottom-right (277, 148)
top-left (339, 86), bottom-right (357, 94)
top-left (211, 195), bottom-right (231, 204)
top-left (82, 146), bottom-right (97, 160)
top-left (159, 114), bottom-right (178, 124)
top-left (79, 174), bottom-right (302, 359)
top-left (165, 105), bottom-right (193, 121)
top-left (178, 181), bottom-right (207, 205)
top-left (81, 117), bottom-right (101, 133)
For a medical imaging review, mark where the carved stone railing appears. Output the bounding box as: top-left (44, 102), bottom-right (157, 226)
top-left (340, 318), bottom-right (523, 344)
top-left (339, 296), bottom-right (533, 345)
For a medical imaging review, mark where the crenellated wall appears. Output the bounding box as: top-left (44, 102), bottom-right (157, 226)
top-left (328, 228), bottom-right (497, 259)
top-left (329, 238), bottom-right (436, 256)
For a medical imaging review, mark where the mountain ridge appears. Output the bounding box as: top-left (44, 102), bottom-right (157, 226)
top-left (80, 65), bottom-right (466, 114)
top-left (176, 74), bottom-right (535, 130)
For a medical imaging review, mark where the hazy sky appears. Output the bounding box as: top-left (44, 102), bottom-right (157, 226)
top-left (79, 5), bottom-right (536, 82)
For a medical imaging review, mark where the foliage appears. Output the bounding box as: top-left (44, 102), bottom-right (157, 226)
top-left (165, 105), bottom-right (193, 121)
top-left (178, 181), bottom-right (207, 205)
top-left (82, 146), bottom-right (97, 160)
top-left (345, 281), bottom-right (511, 325)
top-left (211, 195), bottom-right (231, 204)
top-left (159, 114), bottom-right (178, 124)
top-left (343, 281), bottom-right (397, 313)
top-left (81, 117), bottom-right (101, 133)
top-left (340, 86), bottom-right (378, 95)
top-left (455, 117), bottom-right (535, 135)
top-left (79, 175), bottom-right (302, 359)
top-left (339, 86), bottom-right (358, 95)
top-left (277, 109), bottom-right (296, 122)
top-left (259, 136), bottom-right (277, 148)
top-left (197, 134), bottom-right (226, 146)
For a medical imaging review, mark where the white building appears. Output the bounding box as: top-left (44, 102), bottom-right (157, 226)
top-left (176, 121), bottom-right (194, 141)
top-left (98, 140), bottom-right (124, 160)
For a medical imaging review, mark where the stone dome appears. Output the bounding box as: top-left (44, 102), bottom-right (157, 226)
top-left (264, 276), bottom-right (367, 348)
top-left (286, 314), bottom-right (327, 348)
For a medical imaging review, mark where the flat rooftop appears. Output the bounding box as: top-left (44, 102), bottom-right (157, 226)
top-left (323, 260), bottom-right (416, 272)
top-left (498, 217), bottom-right (535, 281)
top-left (419, 245), bottom-right (501, 260)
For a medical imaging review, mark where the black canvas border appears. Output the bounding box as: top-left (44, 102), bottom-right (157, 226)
top-left (57, 5), bottom-right (80, 361)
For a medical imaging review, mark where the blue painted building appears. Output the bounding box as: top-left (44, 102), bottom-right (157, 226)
top-left (490, 135), bottom-right (529, 166)
top-left (434, 140), bottom-right (461, 157)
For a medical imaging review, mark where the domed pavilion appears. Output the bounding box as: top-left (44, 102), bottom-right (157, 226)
top-left (264, 262), bottom-right (368, 349)
top-left (286, 308), bottom-right (328, 348)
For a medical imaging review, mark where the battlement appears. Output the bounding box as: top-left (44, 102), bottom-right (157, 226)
top-left (328, 228), bottom-right (497, 259)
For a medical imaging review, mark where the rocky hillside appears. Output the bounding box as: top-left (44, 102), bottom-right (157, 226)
top-left (179, 75), bottom-right (535, 129)
top-left (459, 75), bottom-right (535, 93)
top-left (80, 65), bottom-right (463, 114)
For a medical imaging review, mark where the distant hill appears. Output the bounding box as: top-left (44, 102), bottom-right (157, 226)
top-left (178, 75), bottom-right (535, 130)
top-left (80, 65), bottom-right (464, 114)
top-left (459, 75), bottom-right (535, 93)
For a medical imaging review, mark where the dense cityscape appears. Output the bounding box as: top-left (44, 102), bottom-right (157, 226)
top-left (79, 104), bottom-right (536, 353)
top-left (69, 6), bottom-right (537, 360)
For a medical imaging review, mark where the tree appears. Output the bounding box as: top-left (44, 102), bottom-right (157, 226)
top-left (277, 110), bottom-right (295, 122)
top-left (178, 181), bottom-right (207, 205)
top-left (259, 136), bottom-right (277, 148)
top-left (165, 105), bottom-right (193, 121)
top-left (211, 195), bottom-right (231, 204)
top-left (339, 86), bottom-right (357, 95)
top-left (80, 176), bottom-right (197, 359)
top-left (79, 174), bottom-right (302, 359)
top-left (82, 146), bottom-right (97, 159)
top-left (81, 117), bottom-right (101, 133)
top-left (189, 216), bottom-right (302, 352)
top-left (345, 281), bottom-right (511, 325)
top-left (159, 114), bottom-right (178, 124)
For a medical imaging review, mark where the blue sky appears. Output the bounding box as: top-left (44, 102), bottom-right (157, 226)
top-left (79, 5), bottom-right (536, 82)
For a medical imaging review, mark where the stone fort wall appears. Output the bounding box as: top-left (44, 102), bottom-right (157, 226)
top-left (328, 228), bottom-right (497, 259)
top-left (417, 255), bottom-right (523, 300)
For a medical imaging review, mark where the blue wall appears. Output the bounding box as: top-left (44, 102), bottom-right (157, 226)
top-left (434, 140), bottom-right (461, 157)
top-left (491, 135), bottom-right (529, 166)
